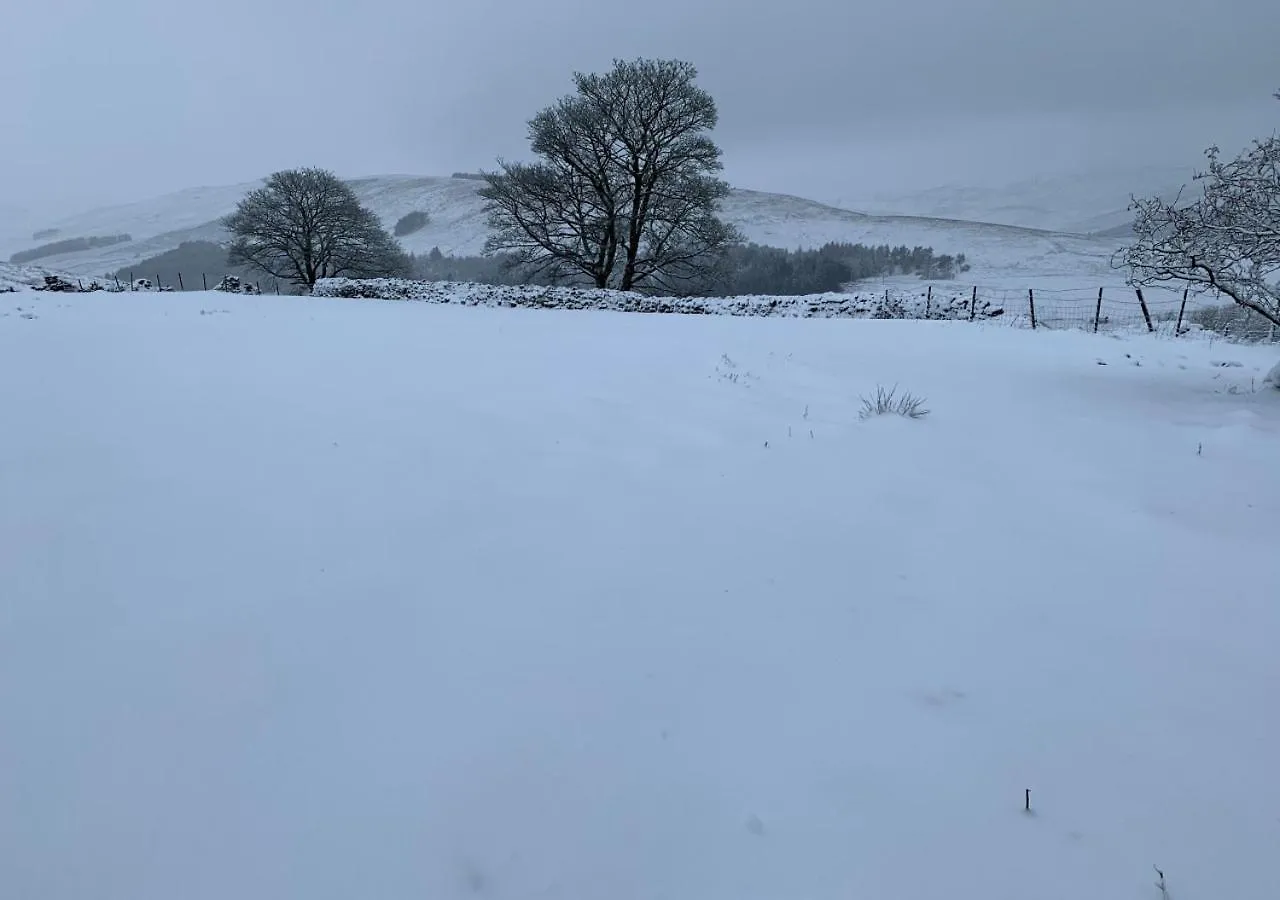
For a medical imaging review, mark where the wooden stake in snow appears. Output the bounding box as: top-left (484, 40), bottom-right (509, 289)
top-left (1176, 288), bottom-right (1189, 335)
top-left (1094, 287), bottom-right (1104, 333)
top-left (1135, 288), bottom-right (1154, 332)
top-left (1025, 789), bottom-right (1031, 812)
top-left (1028, 289), bottom-right (1037, 330)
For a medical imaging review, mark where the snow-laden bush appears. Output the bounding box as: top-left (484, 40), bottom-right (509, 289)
top-left (213, 275), bottom-right (260, 294)
top-left (34, 275), bottom-right (80, 292)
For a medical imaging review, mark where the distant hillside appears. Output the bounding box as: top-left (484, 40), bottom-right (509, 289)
top-left (2, 173), bottom-right (1131, 283)
top-left (11, 234), bottom-right (132, 265)
top-left (847, 165), bottom-right (1198, 235)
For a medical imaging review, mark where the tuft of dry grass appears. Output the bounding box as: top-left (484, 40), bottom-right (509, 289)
top-left (859, 384), bottom-right (930, 421)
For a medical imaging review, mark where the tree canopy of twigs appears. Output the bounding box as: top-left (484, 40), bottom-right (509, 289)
top-left (223, 168), bottom-right (411, 289)
top-left (478, 58), bottom-right (743, 294)
top-left (1114, 91), bottom-right (1280, 326)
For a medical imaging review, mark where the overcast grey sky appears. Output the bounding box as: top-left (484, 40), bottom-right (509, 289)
top-left (1, 0), bottom-right (1275, 216)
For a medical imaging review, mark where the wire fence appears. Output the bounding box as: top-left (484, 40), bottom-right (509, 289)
top-left (874, 283), bottom-right (1279, 343)
top-left (110, 272), bottom-right (285, 295)
top-left (54, 270), bottom-right (1280, 344)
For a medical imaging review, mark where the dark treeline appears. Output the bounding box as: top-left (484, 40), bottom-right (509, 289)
top-left (393, 211), bottom-right (430, 237)
top-left (409, 241), bottom-right (967, 296)
top-left (115, 238), bottom-right (968, 298)
top-left (718, 242), bottom-right (968, 295)
top-left (12, 233), bottom-right (132, 265)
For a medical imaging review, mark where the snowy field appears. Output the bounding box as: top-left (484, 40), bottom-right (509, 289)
top-left (2, 289), bottom-right (1278, 900)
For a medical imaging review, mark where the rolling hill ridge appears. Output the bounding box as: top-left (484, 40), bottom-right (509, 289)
top-left (2, 174), bottom-right (1133, 284)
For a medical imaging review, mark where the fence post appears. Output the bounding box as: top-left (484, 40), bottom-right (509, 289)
top-left (1028, 288), bottom-right (1037, 329)
top-left (130, 271), bottom-right (135, 290)
top-left (970, 285), bottom-right (977, 321)
top-left (178, 272), bottom-right (185, 291)
top-left (1094, 287), bottom-right (1104, 333)
top-left (1175, 288), bottom-right (1189, 335)
top-left (114, 276), bottom-right (122, 291)
top-left (926, 284), bottom-right (932, 318)
top-left (1135, 288), bottom-right (1154, 332)
top-left (156, 275), bottom-right (162, 292)
top-left (202, 272), bottom-right (208, 291)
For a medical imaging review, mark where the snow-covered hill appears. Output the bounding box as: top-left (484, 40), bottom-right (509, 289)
top-left (2, 287), bottom-right (1277, 900)
top-left (4, 174), bottom-right (1130, 284)
top-left (848, 164), bottom-right (1197, 234)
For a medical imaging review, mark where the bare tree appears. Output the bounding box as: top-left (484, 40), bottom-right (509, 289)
top-left (1114, 91), bottom-right (1280, 326)
top-left (223, 168), bottom-right (411, 289)
top-left (479, 58), bottom-right (743, 293)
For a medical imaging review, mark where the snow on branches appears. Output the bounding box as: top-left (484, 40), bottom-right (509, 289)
top-left (1115, 98), bottom-right (1280, 326)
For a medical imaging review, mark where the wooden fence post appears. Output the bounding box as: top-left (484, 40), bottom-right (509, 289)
top-left (1094, 287), bottom-right (1104, 333)
top-left (970, 285), bottom-right (977, 321)
top-left (926, 284), bottom-right (932, 318)
top-left (1028, 288), bottom-right (1037, 329)
top-left (202, 272), bottom-right (208, 291)
top-left (1135, 288), bottom-right (1154, 333)
top-left (178, 272), bottom-right (185, 291)
top-left (130, 271), bottom-right (135, 290)
top-left (1175, 288), bottom-right (1189, 335)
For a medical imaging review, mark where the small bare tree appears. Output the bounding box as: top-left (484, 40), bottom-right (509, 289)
top-left (479, 58), bottom-right (743, 294)
top-left (223, 168), bottom-right (411, 290)
top-left (1114, 91), bottom-right (1280, 327)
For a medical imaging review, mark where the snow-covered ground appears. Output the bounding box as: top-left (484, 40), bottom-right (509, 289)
top-left (2, 289), bottom-right (1277, 900)
top-left (4, 174), bottom-right (1129, 284)
top-left (0, 261), bottom-right (97, 292)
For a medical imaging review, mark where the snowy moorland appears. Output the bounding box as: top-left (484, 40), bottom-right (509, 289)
top-left (2, 174), bottom-right (1129, 284)
top-left (2, 288), bottom-right (1278, 900)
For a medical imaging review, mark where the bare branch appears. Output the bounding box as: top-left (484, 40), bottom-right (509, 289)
top-left (1113, 106), bottom-right (1280, 327)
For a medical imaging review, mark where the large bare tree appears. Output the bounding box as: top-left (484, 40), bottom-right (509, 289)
top-left (479, 58), bottom-right (742, 293)
top-left (223, 168), bottom-right (411, 289)
top-left (1114, 91), bottom-right (1280, 327)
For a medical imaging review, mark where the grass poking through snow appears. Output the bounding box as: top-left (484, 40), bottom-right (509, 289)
top-left (859, 384), bottom-right (930, 420)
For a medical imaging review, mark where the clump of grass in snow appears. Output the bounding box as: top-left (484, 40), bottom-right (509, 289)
top-left (859, 384), bottom-right (930, 420)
